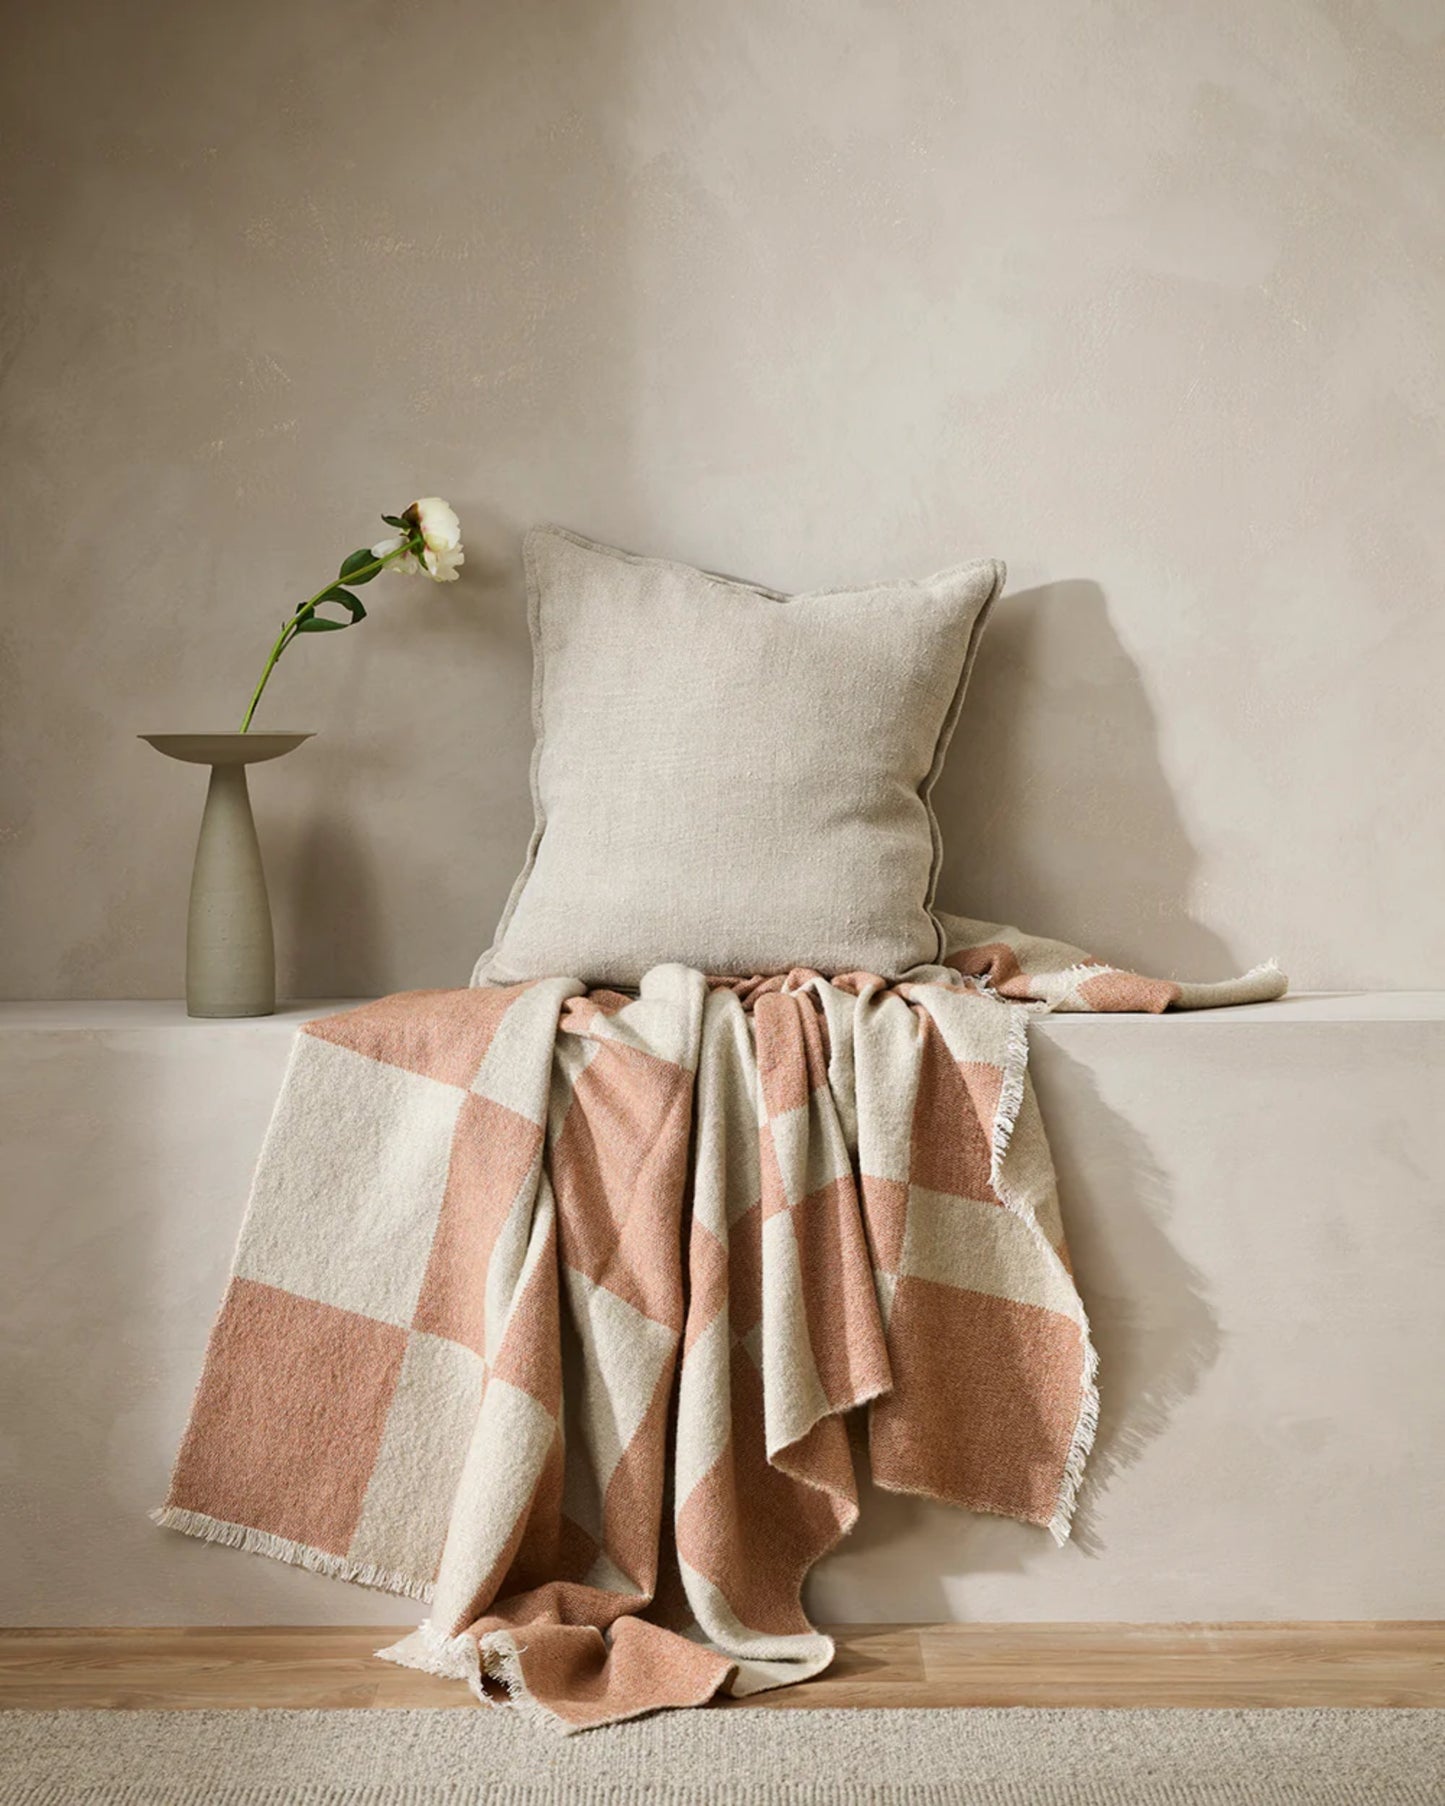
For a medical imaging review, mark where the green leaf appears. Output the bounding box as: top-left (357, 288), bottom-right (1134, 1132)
top-left (295, 586), bottom-right (367, 632)
top-left (381, 513), bottom-right (406, 529)
top-left (338, 548), bottom-right (381, 586)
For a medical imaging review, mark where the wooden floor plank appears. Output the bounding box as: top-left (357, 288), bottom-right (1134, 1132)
top-left (1, 1625), bottom-right (1441, 1711)
top-left (909, 1622), bottom-right (1445, 1711)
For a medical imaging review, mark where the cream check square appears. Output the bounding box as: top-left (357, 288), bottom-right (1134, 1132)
top-left (235, 1036), bottom-right (464, 1327)
top-left (765, 1096), bottom-right (854, 1211)
top-left (898, 1184), bottom-right (1081, 1321)
top-left (349, 1330), bottom-right (486, 1582)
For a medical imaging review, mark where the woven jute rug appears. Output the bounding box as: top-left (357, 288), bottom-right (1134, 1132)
top-left (2, 1708), bottom-right (1442, 1804)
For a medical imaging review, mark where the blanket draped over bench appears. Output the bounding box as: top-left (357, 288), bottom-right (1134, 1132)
top-left (156, 916), bottom-right (1283, 1730)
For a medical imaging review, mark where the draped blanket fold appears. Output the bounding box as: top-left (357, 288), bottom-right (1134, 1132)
top-left (156, 916), bottom-right (1284, 1730)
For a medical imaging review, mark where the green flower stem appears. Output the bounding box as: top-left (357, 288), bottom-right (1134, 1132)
top-left (238, 622), bottom-right (299, 734)
top-left (238, 538), bottom-right (415, 732)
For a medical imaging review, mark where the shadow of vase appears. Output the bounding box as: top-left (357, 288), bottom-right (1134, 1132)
top-left (272, 813), bottom-right (385, 1004)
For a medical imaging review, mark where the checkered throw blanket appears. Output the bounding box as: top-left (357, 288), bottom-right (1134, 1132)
top-left (156, 916), bottom-right (1283, 1730)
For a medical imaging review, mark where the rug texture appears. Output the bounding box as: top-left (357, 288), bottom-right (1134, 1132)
top-left (4, 1708), bottom-right (1441, 1805)
top-left (155, 916), bottom-right (1284, 1730)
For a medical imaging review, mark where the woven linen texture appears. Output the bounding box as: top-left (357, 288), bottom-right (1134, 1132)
top-left (475, 528), bottom-right (1006, 987)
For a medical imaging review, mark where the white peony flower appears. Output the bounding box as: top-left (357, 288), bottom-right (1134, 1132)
top-left (371, 496), bottom-right (464, 582)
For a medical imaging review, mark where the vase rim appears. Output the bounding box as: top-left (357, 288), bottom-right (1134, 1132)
top-left (141, 731), bottom-right (314, 767)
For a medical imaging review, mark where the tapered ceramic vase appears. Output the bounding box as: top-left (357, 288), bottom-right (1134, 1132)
top-left (141, 733), bottom-right (313, 1019)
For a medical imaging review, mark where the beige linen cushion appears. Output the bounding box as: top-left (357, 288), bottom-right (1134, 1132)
top-left (475, 527), bottom-right (1005, 986)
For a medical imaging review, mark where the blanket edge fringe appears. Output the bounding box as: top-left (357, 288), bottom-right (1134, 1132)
top-left (476, 1629), bottom-right (581, 1733)
top-left (984, 1003), bottom-right (1100, 1547)
top-left (1045, 1330), bottom-right (1100, 1547)
top-left (150, 1505), bottom-right (434, 1602)
top-left (987, 1004), bottom-right (1032, 1192)
top-left (375, 1620), bottom-right (489, 1697)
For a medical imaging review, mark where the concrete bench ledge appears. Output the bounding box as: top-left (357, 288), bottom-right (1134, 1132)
top-left (3, 990), bottom-right (1442, 1029)
top-left (2, 995), bottom-right (1441, 1628)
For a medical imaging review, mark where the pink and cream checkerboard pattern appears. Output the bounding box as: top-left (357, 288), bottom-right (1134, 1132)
top-left (156, 917), bottom-right (1284, 1730)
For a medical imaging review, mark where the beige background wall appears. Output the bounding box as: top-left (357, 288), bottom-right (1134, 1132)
top-left (2, 0), bottom-right (1441, 1000)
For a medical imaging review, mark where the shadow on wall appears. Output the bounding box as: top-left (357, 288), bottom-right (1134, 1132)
top-left (1031, 1039), bottom-right (1221, 1559)
top-left (282, 817), bottom-right (384, 1004)
top-left (934, 581), bottom-right (1239, 979)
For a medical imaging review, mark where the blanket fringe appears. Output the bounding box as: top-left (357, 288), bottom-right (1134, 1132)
top-left (375, 1619), bottom-right (487, 1698)
top-left (149, 1505), bottom-right (434, 1602)
top-left (1046, 1329), bottom-right (1100, 1547)
top-left (377, 1621), bottom-right (572, 1732)
top-left (980, 1003), bottom-right (1100, 1546)
top-left (987, 1003), bottom-right (1032, 1195)
top-left (478, 1630), bottom-right (577, 1733)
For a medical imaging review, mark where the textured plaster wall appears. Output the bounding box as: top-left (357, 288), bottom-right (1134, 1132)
top-left (2, 0), bottom-right (1441, 998)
